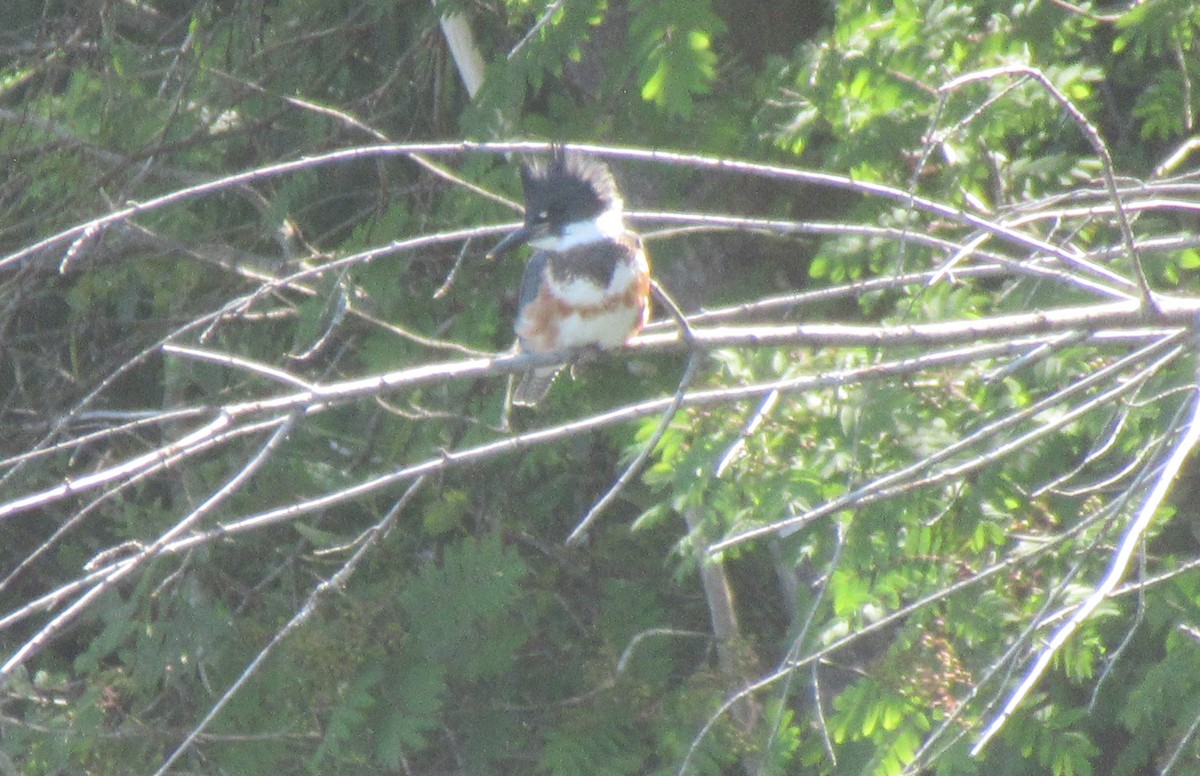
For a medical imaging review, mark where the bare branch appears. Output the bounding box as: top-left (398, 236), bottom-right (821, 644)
top-left (972, 370), bottom-right (1200, 754)
top-left (150, 476), bottom-right (429, 776)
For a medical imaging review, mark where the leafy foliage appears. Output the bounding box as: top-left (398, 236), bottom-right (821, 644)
top-left (4, 1), bottom-right (1200, 775)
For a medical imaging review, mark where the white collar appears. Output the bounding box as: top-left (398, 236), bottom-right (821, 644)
top-left (530, 203), bottom-right (625, 250)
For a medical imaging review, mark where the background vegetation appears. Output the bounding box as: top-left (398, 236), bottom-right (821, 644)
top-left (3, 0), bottom-right (1200, 774)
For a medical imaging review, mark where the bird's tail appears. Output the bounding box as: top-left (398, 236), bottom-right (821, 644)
top-left (512, 366), bottom-right (562, 406)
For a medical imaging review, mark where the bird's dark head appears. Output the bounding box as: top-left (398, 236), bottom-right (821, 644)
top-left (489, 149), bottom-right (623, 258)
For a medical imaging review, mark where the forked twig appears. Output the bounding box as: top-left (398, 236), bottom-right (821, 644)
top-left (938, 65), bottom-right (1154, 309)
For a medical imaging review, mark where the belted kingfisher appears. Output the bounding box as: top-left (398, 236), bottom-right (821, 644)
top-left (489, 149), bottom-right (651, 406)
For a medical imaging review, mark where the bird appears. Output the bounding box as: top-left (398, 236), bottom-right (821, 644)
top-left (488, 149), bottom-right (651, 406)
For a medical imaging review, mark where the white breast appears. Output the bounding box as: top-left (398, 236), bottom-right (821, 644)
top-left (550, 260), bottom-right (640, 306)
top-left (555, 305), bottom-right (644, 348)
top-left (532, 259), bottom-right (645, 349)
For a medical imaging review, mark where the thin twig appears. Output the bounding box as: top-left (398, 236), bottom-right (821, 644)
top-left (0, 415), bottom-right (290, 598)
top-left (677, 523), bottom-right (1081, 776)
top-left (971, 368), bottom-right (1200, 754)
top-left (714, 389), bottom-right (779, 478)
top-left (709, 334), bottom-right (1185, 553)
top-left (2, 416), bottom-right (298, 678)
top-left (938, 65), bottom-right (1155, 309)
top-left (150, 475), bottom-right (428, 776)
top-left (433, 238), bottom-right (472, 299)
top-left (565, 279), bottom-right (699, 544)
top-left (507, 0), bottom-right (565, 60)
top-left (165, 344), bottom-right (318, 390)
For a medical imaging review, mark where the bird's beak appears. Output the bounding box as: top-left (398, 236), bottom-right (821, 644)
top-left (487, 224), bottom-right (538, 260)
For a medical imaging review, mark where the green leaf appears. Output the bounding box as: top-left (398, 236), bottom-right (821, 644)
top-left (539, 721), bottom-right (646, 776)
top-left (376, 663), bottom-right (447, 767)
top-left (399, 535), bottom-right (529, 680)
top-left (630, 0), bottom-right (724, 117)
top-left (314, 665), bottom-right (381, 765)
